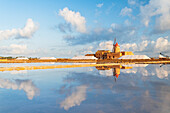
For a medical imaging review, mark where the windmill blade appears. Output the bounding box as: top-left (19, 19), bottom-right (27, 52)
top-left (114, 38), bottom-right (116, 45)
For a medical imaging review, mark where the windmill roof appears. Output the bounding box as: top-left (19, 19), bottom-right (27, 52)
top-left (115, 43), bottom-right (119, 47)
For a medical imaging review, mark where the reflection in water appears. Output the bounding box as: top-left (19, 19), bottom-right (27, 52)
top-left (0, 78), bottom-right (39, 100)
top-left (121, 84), bottom-right (170, 113)
top-left (59, 65), bottom-right (133, 110)
top-left (10, 70), bottom-right (28, 75)
top-left (121, 64), bottom-right (169, 79)
top-left (60, 85), bottom-right (88, 110)
top-left (58, 64), bottom-right (170, 112)
top-left (96, 65), bottom-right (133, 81)
top-left (0, 64), bottom-right (170, 113)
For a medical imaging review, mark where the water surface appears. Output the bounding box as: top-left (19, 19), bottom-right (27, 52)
top-left (0, 64), bottom-right (170, 113)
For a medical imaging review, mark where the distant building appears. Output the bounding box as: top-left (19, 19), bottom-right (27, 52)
top-left (118, 55), bottom-right (150, 59)
top-left (159, 54), bottom-right (166, 59)
top-left (16, 57), bottom-right (29, 60)
top-left (72, 56), bottom-right (97, 60)
top-left (39, 57), bottom-right (56, 60)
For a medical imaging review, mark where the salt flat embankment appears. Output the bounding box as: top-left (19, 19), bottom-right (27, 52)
top-left (0, 59), bottom-right (170, 64)
top-left (0, 63), bottom-right (123, 72)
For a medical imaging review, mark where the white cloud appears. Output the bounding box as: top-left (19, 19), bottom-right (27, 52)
top-left (97, 36), bottom-right (169, 55)
top-left (1, 44), bottom-right (27, 55)
top-left (98, 40), bottom-right (113, 51)
top-left (18, 19), bottom-right (39, 38)
top-left (138, 40), bottom-right (149, 51)
top-left (140, 0), bottom-right (170, 32)
top-left (155, 36), bottom-right (169, 52)
top-left (120, 7), bottom-right (132, 16)
top-left (96, 3), bottom-right (104, 8)
top-left (0, 78), bottom-right (39, 100)
top-left (121, 43), bottom-right (138, 51)
top-left (60, 85), bottom-right (87, 110)
top-left (59, 7), bottom-right (87, 33)
top-left (0, 18), bottom-right (38, 40)
top-left (121, 36), bottom-right (169, 53)
top-left (128, 0), bottom-right (136, 5)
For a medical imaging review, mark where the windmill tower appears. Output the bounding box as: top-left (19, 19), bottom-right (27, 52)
top-left (112, 38), bottom-right (120, 53)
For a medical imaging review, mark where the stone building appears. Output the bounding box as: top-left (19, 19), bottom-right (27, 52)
top-left (94, 42), bottom-right (134, 59)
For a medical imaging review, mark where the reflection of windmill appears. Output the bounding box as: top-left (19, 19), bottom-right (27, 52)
top-left (112, 67), bottom-right (120, 82)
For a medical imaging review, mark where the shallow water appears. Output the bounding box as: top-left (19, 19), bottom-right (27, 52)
top-left (0, 64), bottom-right (170, 113)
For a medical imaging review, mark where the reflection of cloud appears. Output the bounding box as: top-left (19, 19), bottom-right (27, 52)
top-left (0, 78), bottom-right (39, 100)
top-left (60, 65), bottom-right (170, 112)
top-left (60, 85), bottom-right (87, 110)
top-left (121, 65), bottom-right (169, 79)
top-left (121, 69), bottom-right (137, 74)
top-left (10, 70), bottom-right (27, 75)
top-left (123, 64), bottom-right (148, 67)
top-left (155, 67), bottom-right (168, 79)
top-left (140, 68), bottom-right (149, 76)
top-left (99, 70), bottom-right (113, 77)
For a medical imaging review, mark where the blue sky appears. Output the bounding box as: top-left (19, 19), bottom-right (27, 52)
top-left (0, 0), bottom-right (170, 58)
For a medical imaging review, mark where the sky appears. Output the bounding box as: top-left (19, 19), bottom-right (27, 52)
top-left (0, 0), bottom-right (170, 58)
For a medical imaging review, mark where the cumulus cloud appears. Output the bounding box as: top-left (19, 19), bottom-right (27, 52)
top-left (128, 0), bottom-right (136, 5)
top-left (121, 43), bottom-right (138, 51)
top-left (91, 36), bottom-right (170, 55)
top-left (122, 36), bottom-right (170, 54)
top-left (140, 0), bottom-right (170, 33)
top-left (96, 3), bottom-right (104, 8)
top-left (60, 85), bottom-right (87, 110)
top-left (120, 7), bottom-right (132, 16)
top-left (0, 18), bottom-right (38, 40)
top-left (0, 78), bottom-right (39, 100)
top-left (59, 7), bottom-right (87, 33)
top-left (155, 36), bottom-right (169, 52)
top-left (98, 40), bottom-right (113, 51)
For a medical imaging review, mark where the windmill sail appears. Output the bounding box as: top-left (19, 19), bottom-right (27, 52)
top-left (112, 38), bottom-right (116, 52)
